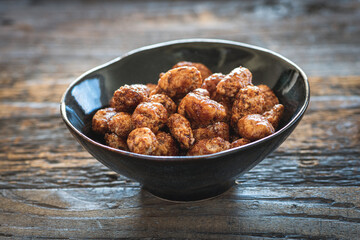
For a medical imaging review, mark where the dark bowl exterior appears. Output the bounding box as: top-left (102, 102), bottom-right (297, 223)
top-left (60, 39), bottom-right (309, 201)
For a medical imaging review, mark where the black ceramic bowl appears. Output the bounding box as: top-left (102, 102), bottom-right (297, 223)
top-left (60, 39), bottom-right (309, 201)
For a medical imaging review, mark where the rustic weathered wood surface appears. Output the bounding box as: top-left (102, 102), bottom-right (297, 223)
top-left (0, 0), bottom-right (359, 239)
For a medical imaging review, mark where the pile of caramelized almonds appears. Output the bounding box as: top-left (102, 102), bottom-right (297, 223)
top-left (92, 61), bottom-right (284, 156)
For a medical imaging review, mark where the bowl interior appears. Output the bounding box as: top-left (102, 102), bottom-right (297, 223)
top-left (62, 39), bottom-right (308, 152)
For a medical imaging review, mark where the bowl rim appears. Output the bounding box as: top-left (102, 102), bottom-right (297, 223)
top-left (60, 38), bottom-right (310, 161)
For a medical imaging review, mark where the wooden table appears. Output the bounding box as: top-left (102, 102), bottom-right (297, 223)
top-left (1, 0), bottom-right (359, 239)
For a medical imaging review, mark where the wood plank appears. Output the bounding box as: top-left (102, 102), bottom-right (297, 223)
top-left (0, 0), bottom-right (359, 78)
top-left (0, 186), bottom-right (359, 239)
top-left (1, 0), bottom-right (360, 239)
top-left (310, 76), bottom-right (360, 97)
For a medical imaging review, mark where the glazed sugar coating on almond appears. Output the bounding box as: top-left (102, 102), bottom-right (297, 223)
top-left (112, 84), bottom-right (149, 112)
top-left (237, 114), bottom-right (275, 141)
top-left (92, 107), bottom-right (117, 135)
top-left (231, 85), bottom-right (265, 130)
top-left (149, 86), bottom-right (166, 96)
top-left (154, 131), bottom-right (179, 156)
top-left (263, 104), bottom-right (284, 129)
top-left (132, 102), bottom-right (168, 133)
top-left (193, 122), bottom-right (230, 142)
top-left (146, 83), bottom-right (157, 93)
top-left (201, 73), bottom-right (225, 98)
top-left (187, 137), bottom-right (230, 156)
top-left (127, 127), bottom-right (159, 155)
top-left (167, 113), bottom-right (195, 149)
top-left (258, 84), bottom-right (279, 111)
top-left (172, 61), bottom-right (212, 80)
top-left (178, 92), bottom-right (227, 128)
top-left (105, 133), bottom-right (129, 151)
top-left (158, 66), bottom-right (202, 99)
top-left (231, 138), bottom-right (251, 148)
top-left (149, 94), bottom-right (177, 116)
top-left (191, 88), bottom-right (210, 98)
top-left (108, 112), bottom-right (134, 138)
top-left (211, 93), bottom-right (233, 123)
top-left (216, 66), bottom-right (252, 98)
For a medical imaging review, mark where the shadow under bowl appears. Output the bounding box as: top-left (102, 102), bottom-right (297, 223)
top-left (60, 39), bottom-right (310, 201)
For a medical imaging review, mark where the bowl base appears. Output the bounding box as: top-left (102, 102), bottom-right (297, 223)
top-left (143, 180), bottom-right (235, 202)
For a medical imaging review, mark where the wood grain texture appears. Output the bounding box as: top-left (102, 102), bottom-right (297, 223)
top-left (0, 0), bottom-right (359, 239)
top-left (0, 186), bottom-right (359, 239)
top-left (0, 0), bottom-right (359, 79)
